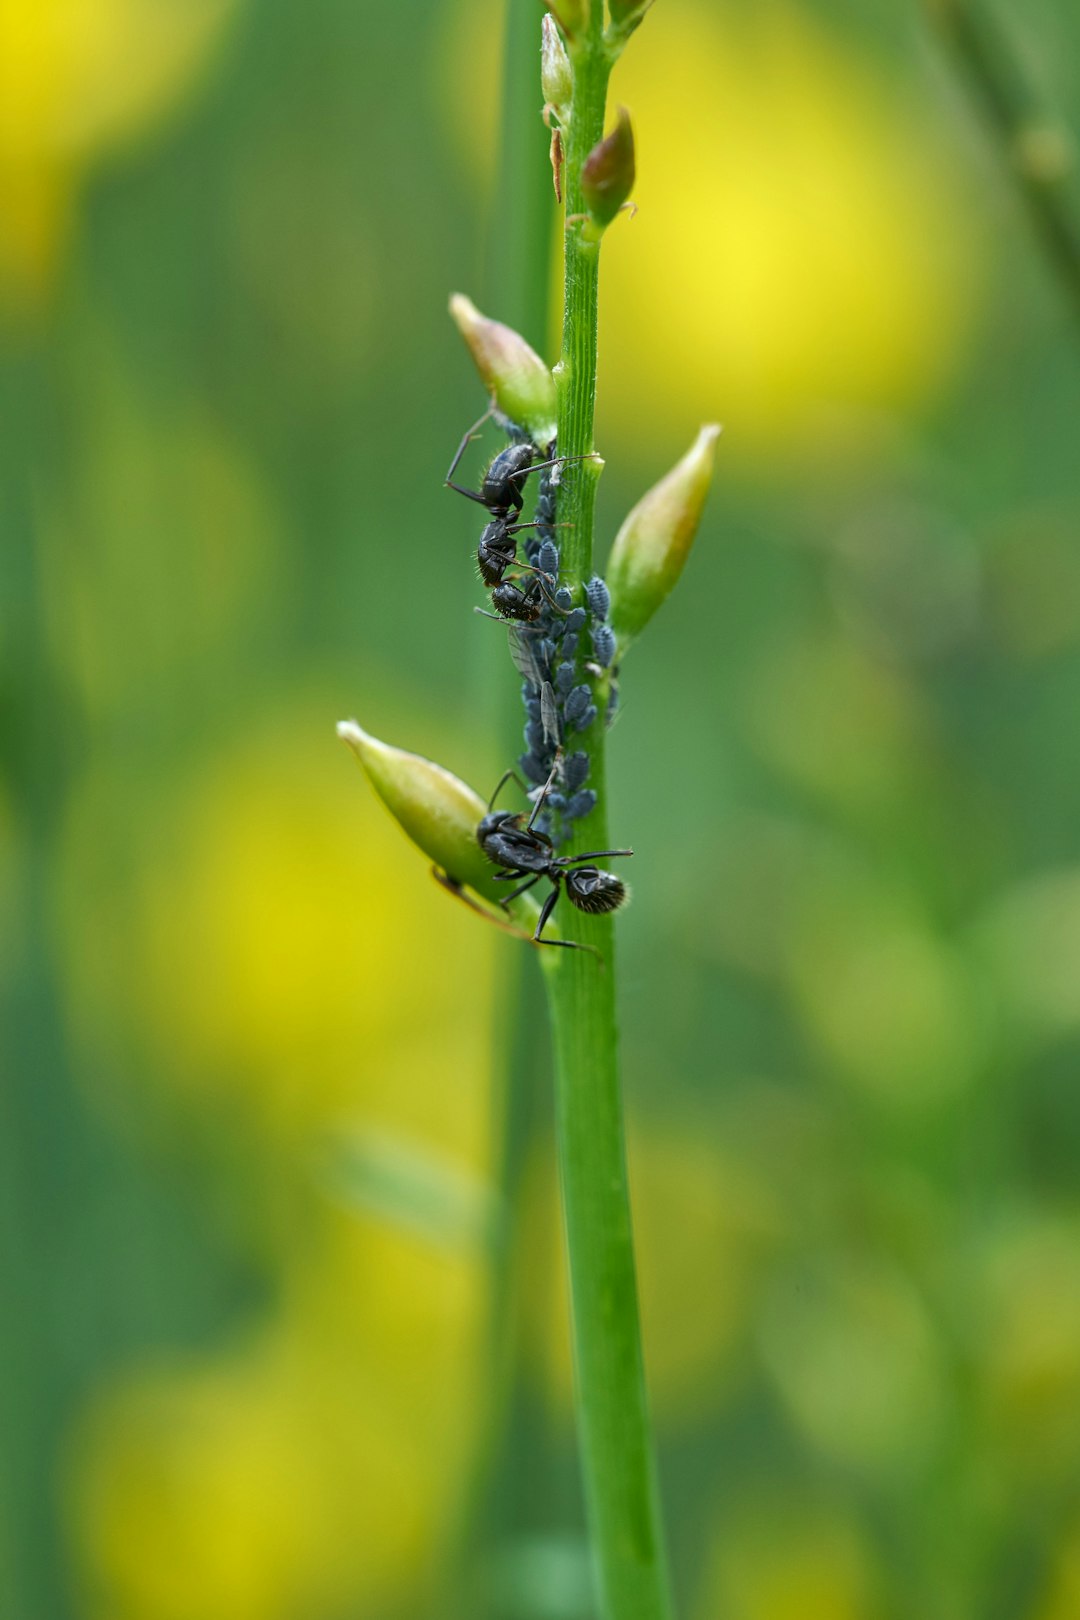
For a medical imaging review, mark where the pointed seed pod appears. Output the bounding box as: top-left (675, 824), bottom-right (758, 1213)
top-left (337, 720), bottom-right (501, 901)
top-left (541, 14), bottom-right (572, 123)
top-left (449, 293), bottom-right (557, 445)
top-left (581, 107), bottom-right (635, 230)
top-left (607, 424), bottom-right (721, 652)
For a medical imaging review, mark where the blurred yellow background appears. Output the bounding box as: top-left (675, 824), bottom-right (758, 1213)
top-left (4, 0), bottom-right (1080, 1617)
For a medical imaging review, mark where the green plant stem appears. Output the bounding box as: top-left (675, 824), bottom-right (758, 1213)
top-left (540, 9), bottom-right (675, 1619)
top-left (928, 0), bottom-right (1080, 329)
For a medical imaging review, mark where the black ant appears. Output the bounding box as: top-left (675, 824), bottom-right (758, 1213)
top-left (477, 753), bottom-right (632, 955)
top-left (446, 408), bottom-right (596, 589)
top-left (476, 517), bottom-right (554, 589)
top-left (479, 575), bottom-right (556, 624)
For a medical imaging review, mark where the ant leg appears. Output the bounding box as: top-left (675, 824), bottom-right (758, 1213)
top-left (526, 748), bottom-right (564, 831)
top-left (431, 868), bottom-right (535, 941)
top-left (533, 880), bottom-right (602, 959)
top-left (445, 405), bottom-right (495, 484)
top-left (447, 479), bottom-right (491, 507)
top-left (497, 873), bottom-right (543, 907)
top-left (487, 767), bottom-right (527, 811)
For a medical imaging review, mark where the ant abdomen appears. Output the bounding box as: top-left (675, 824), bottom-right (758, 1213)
top-left (565, 868), bottom-right (627, 914)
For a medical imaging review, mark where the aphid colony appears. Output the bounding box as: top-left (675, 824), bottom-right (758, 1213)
top-left (445, 413), bottom-right (629, 951)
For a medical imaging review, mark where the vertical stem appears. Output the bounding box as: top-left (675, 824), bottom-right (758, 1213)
top-left (541, 8), bottom-right (675, 1618)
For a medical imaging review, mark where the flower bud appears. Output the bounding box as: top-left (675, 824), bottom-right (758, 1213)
top-left (337, 720), bottom-right (500, 900)
top-left (607, 0), bottom-right (654, 39)
top-left (449, 293), bottom-right (557, 445)
top-left (606, 424), bottom-right (721, 651)
top-left (544, 0), bottom-right (586, 41)
top-left (541, 14), bottom-right (572, 122)
top-left (581, 107), bottom-right (635, 230)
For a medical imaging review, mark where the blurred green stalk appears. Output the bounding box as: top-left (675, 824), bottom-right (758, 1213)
top-left (927, 0), bottom-right (1080, 328)
top-left (540, 7), bottom-right (674, 1618)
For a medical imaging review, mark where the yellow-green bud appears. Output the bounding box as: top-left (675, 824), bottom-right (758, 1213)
top-left (541, 14), bottom-right (572, 123)
top-left (607, 0), bottom-right (654, 40)
top-left (580, 107), bottom-right (635, 231)
top-left (607, 424), bottom-right (721, 652)
top-left (545, 0), bottom-right (586, 42)
top-left (337, 720), bottom-right (499, 900)
top-left (448, 293), bottom-right (557, 446)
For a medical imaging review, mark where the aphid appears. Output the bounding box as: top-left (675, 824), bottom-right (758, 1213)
top-left (590, 623), bottom-right (617, 667)
top-left (585, 574), bottom-right (611, 620)
top-left (477, 754), bottom-right (632, 955)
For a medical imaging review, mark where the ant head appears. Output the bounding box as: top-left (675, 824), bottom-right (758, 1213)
top-left (565, 867), bottom-right (627, 915)
top-left (477, 808), bottom-right (522, 843)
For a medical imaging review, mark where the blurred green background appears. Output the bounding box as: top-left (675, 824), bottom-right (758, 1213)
top-left (4, 0), bottom-right (1080, 1616)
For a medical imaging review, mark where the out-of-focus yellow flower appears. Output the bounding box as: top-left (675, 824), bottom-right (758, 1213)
top-left (696, 1494), bottom-right (881, 1620)
top-left (67, 1281), bottom-right (485, 1620)
top-left (56, 699), bottom-right (495, 1156)
top-left (600, 1), bottom-right (978, 460)
top-left (522, 1116), bottom-right (782, 1426)
top-left (59, 699), bottom-right (499, 1619)
top-left (0, 0), bottom-right (239, 299)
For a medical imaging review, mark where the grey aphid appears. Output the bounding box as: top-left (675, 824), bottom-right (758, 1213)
top-left (561, 632), bottom-right (578, 659)
top-left (554, 586), bottom-right (573, 610)
top-left (585, 575), bottom-right (611, 620)
top-left (555, 662), bottom-right (576, 695)
top-left (545, 791), bottom-right (566, 813)
top-left (566, 789), bottom-right (597, 820)
top-left (565, 607), bottom-right (587, 633)
top-left (520, 752), bottom-right (550, 784)
top-left (574, 702), bottom-right (599, 733)
top-left (590, 623), bottom-right (616, 667)
top-left (538, 540), bottom-right (560, 578)
top-left (540, 681), bottom-right (560, 746)
top-left (525, 719), bottom-right (546, 754)
top-left (563, 750), bottom-right (590, 790)
top-left (564, 684), bottom-right (592, 723)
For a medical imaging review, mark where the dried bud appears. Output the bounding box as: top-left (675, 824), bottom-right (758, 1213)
top-left (580, 107), bottom-right (635, 230)
top-left (337, 720), bottom-right (499, 900)
top-left (449, 293), bottom-right (557, 445)
top-left (607, 425), bottom-right (721, 651)
top-left (541, 14), bottom-right (572, 122)
top-left (545, 0), bottom-right (586, 41)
